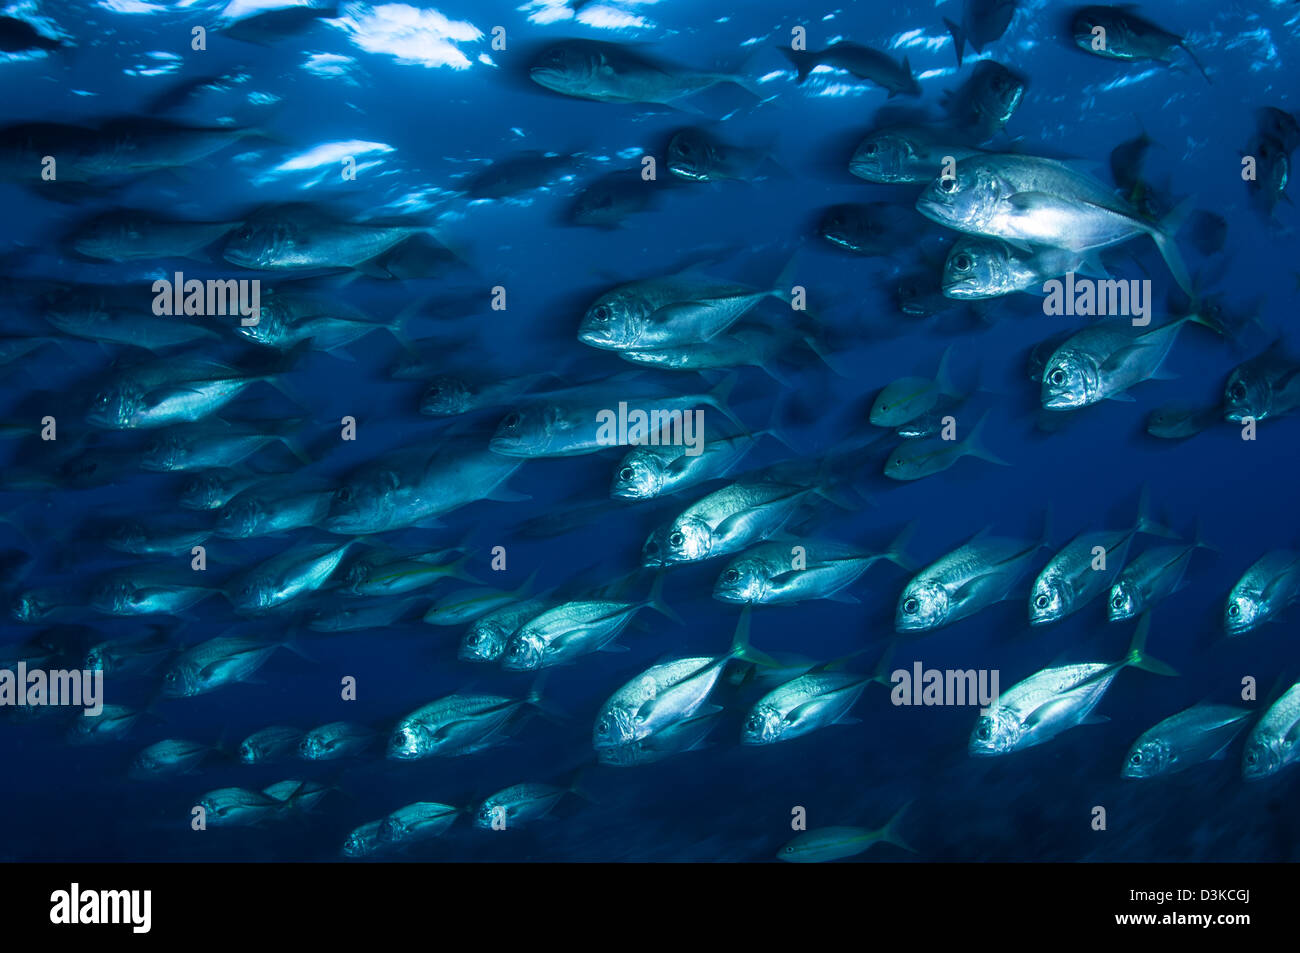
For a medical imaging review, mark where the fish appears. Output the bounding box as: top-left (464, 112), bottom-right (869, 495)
top-left (178, 469), bottom-right (268, 511)
top-left (593, 608), bottom-right (772, 748)
top-left (89, 564), bottom-right (217, 616)
top-left (419, 371), bottom-right (556, 418)
top-left (666, 127), bottom-right (779, 182)
top-left (161, 635), bottom-right (301, 698)
top-left (474, 778), bottom-right (584, 829)
top-left (916, 153), bottom-right (1191, 293)
top-left (299, 722), bottom-right (376, 760)
top-left (645, 479), bottom-right (819, 566)
top-left (1069, 5), bottom-right (1210, 83)
top-left (942, 238), bottom-right (1087, 299)
top-left (130, 738), bottom-right (219, 779)
top-left (871, 347), bottom-right (957, 426)
top-left (1224, 550), bottom-right (1300, 636)
top-left (817, 203), bottom-right (923, 256)
top-left (714, 533), bottom-right (909, 605)
top-left (568, 169), bottom-right (663, 228)
top-left (387, 683), bottom-right (546, 760)
top-left (617, 325), bottom-right (821, 383)
top-left (1122, 705), bottom-right (1252, 778)
top-left (464, 150), bottom-right (580, 200)
top-left (781, 42), bottom-right (920, 97)
top-left (142, 419), bottom-right (306, 473)
top-left (1242, 682), bottom-right (1300, 780)
top-left (777, 802), bottom-right (915, 862)
top-left (1107, 534), bottom-right (1213, 621)
top-left (426, 573), bottom-right (540, 627)
top-left (222, 204), bottom-right (426, 271)
top-left (220, 4), bottom-right (338, 45)
top-left (596, 710), bottom-right (724, 766)
top-left (883, 410), bottom-right (1009, 481)
top-left (41, 284), bottom-right (222, 351)
top-left (194, 787), bottom-right (289, 827)
top-left (237, 290), bottom-right (402, 353)
top-left (213, 477), bottom-right (334, 539)
top-left (939, 60), bottom-right (1026, 141)
top-left (850, 124), bottom-right (987, 185)
top-left (326, 438), bottom-right (525, 534)
top-left (1222, 341), bottom-right (1300, 422)
top-left (1109, 126), bottom-right (1156, 200)
top-left (239, 726), bottom-right (304, 764)
top-left (970, 617), bottom-right (1176, 755)
top-left (742, 663), bottom-right (881, 744)
top-left (1257, 106), bottom-right (1300, 156)
top-left (84, 630), bottom-right (174, 677)
top-left (1029, 493), bottom-right (1173, 625)
top-left (380, 803), bottom-right (460, 844)
top-left (102, 513), bottom-right (214, 556)
top-left (223, 540), bottom-right (357, 612)
top-left (304, 596), bottom-right (425, 632)
top-left (944, 1), bottom-right (1018, 66)
top-left (1244, 133), bottom-right (1291, 218)
top-left (1040, 316), bottom-right (1214, 410)
top-left (529, 39), bottom-right (759, 106)
top-left (612, 428), bottom-right (762, 500)
top-left (341, 546), bottom-right (475, 597)
top-left (262, 780), bottom-right (331, 813)
top-left (1145, 401), bottom-right (1223, 440)
top-left (459, 597), bottom-right (551, 663)
top-left (65, 209), bottom-right (237, 262)
top-left (579, 266), bottom-right (792, 351)
top-left (341, 820), bottom-right (386, 858)
top-left (896, 521), bottom-right (1048, 633)
top-left (67, 704), bottom-right (149, 745)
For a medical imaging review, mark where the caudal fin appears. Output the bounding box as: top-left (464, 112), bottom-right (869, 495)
top-left (728, 605), bottom-right (779, 668)
top-left (943, 18), bottom-right (966, 67)
top-left (1122, 613), bottom-right (1179, 677)
top-left (1150, 201), bottom-right (1193, 296)
top-left (1179, 41), bottom-right (1211, 85)
top-left (876, 799), bottom-right (919, 853)
top-left (962, 410), bottom-right (1011, 467)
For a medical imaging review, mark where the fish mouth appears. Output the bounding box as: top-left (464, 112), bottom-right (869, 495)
top-left (941, 276), bottom-right (985, 299)
top-left (577, 326), bottom-right (617, 348)
top-left (528, 67), bottom-right (565, 90)
top-left (488, 436), bottom-right (530, 457)
top-left (712, 587), bottom-right (747, 604)
top-left (1041, 392), bottom-right (1082, 411)
top-left (668, 164), bottom-right (708, 181)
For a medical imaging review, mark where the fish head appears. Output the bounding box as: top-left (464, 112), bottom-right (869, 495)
top-left (1121, 738), bottom-right (1172, 778)
top-left (83, 644), bottom-right (109, 673)
top-left (127, 753), bottom-right (159, 779)
top-left (93, 578), bottom-right (139, 615)
top-left (180, 472), bottom-right (226, 509)
top-left (72, 217), bottom-right (140, 260)
top-left (378, 815), bottom-right (408, 843)
top-left (664, 516), bottom-right (714, 563)
top-left (1040, 350), bottom-right (1096, 410)
top-left (578, 292), bottom-right (646, 349)
top-left (915, 163), bottom-right (1002, 233)
top-left (86, 384), bottom-right (142, 429)
top-left (529, 43), bottom-right (604, 97)
top-left (1028, 573), bottom-right (1071, 625)
top-left (342, 560), bottom-right (371, 594)
top-left (849, 130), bottom-right (914, 183)
top-left (387, 721), bottom-right (432, 760)
top-left (741, 705), bottom-right (784, 744)
top-left (592, 706), bottom-right (639, 749)
top-left (10, 590), bottom-right (48, 623)
top-left (143, 432), bottom-right (187, 471)
top-left (971, 62), bottom-right (1025, 124)
top-left (473, 802), bottom-right (502, 830)
top-left (420, 375), bottom-right (473, 416)
top-left (666, 129), bottom-right (720, 181)
top-left (943, 239), bottom-right (1008, 299)
top-left (490, 405), bottom-right (556, 456)
top-left (228, 575), bottom-right (273, 613)
top-left (641, 524), bottom-right (672, 567)
top-left (612, 449), bottom-right (665, 500)
top-left (224, 222), bottom-right (293, 270)
top-left (342, 825), bottom-right (379, 857)
top-left (714, 560), bottom-right (768, 604)
top-left (871, 378), bottom-right (926, 426)
top-left (327, 473), bottom-right (396, 534)
top-left (216, 497), bottom-right (263, 539)
top-left (969, 707), bottom-right (1021, 755)
top-left (1222, 367), bottom-right (1268, 422)
top-left (234, 291), bottom-right (288, 346)
top-left (500, 632), bottom-right (545, 671)
top-left (1223, 591), bottom-right (1263, 636)
top-left (1241, 736), bottom-right (1284, 780)
top-left (459, 621), bottom-right (508, 662)
top-left (161, 662), bottom-right (200, 698)
top-left (299, 732), bottom-right (332, 761)
top-left (1107, 579), bottom-right (1141, 621)
top-left (895, 580), bottom-right (948, 632)
top-left (238, 739), bottom-right (262, 764)
top-left (818, 204), bottom-right (870, 250)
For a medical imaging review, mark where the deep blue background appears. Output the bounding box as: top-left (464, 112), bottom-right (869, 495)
top-left (0, 0), bottom-right (1297, 862)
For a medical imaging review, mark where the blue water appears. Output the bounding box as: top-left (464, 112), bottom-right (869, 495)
top-left (1, 0), bottom-right (1297, 862)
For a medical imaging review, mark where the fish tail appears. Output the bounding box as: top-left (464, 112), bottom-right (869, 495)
top-left (778, 46), bottom-right (814, 85)
top-left (882, 521), bottom-right (920, 573)
top-left (876, 799), bottom-right (919, 853)
top-left (1179, 41), bottom-right (1211, 84)
top-left (934, 343), bottom-right (956, 396)
top-left (1150, 201), bottom-right (1194, 296)
top-left (943, 18), bottom-right (966, 67)
top-left (1133, 483), bottom-right (1179, 540)
top-left (702, 370), bottom-right (747, 432)
top-left (645, 572), bottom-right (685, 625)
top-left (1122, 613), bottom-right (1179, 677)
top-left (728, 604), bottom-right (778, 668)
top-left (869, 639), bottom-right (898, 687)
top-left (524, 672), bottom-right (569, 722)
top-left (962, 409), bottom-right (1011, 467)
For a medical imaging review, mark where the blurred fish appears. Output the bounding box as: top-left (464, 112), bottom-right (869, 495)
top-left (427, 573), bottom-right (541, 627)
top-left (781, 42), bottom-right (920, 97)
top-left (42, 284), bottom-right (222, 351)
top-left (942, 237), bottom-right (1087, 299)
top-left (0, 15), bottom-right (63, 53)
top-left (89, 564), bottom-right (217, 616)
top-left (420, 371), bottom-right (556, 417)
top-left (387, 683), bottom-right (547, 760)
top-left (1122, 705), bottom-right (1252, 778)
top-left (162, 635), bottom-right (303, 697)
top-left (380, 803), bottom-right (460, 844)
top-left (240, 725), bottom-right (305, 764)
top-left (102, 513), bottom-right (215, 556)
top-left (213, 477), bottom-right (334, 539)
top-left (65, 210), bottom-right (238, 263)
top-left (475, 778), bottom-right (585, 829)
top-left (67, 705), bottom-right (150, 745)
top-left (223, 540), bottom-right (357, 612)
top-left (142, 419), bottom-right (307, 472)
top-left (1068, 5), bottom-right (1209, 82)
top-left (341, 545), bottom-right (476, 597)
top-left (1145, 401), bottom-right (1222, 440)
top-left (818, 202), bottom-right (923, 256)
top-left (568, 169), bottom-right (662, 228)
top-left (237, 290), bottom-right (405, 353)
top-left (850, 124), bottom-right (986, 185)
top-left (777, 802), bottom-right (915, 861)
top-left (222, 204), bottom-right (429, 272)
top-left (1257, 106), bottom-right (1300, 155)
top-left (178, 469), bottom-right (268, 511)
top-left (944, 1), bottom-right (1018, 66)
top-left (714, 533), bottom-right (909, 605)
top-left (1243, 134), bottom-right (1290, 218)
top-left (529, 40), bottom-right (760, 106)
top-left (299, 722), bottom-right (376, 760)
top-left (1108, 533), bottom-right (1213, 621)
top-left (667, 127), bottom-right (780, 182)
top-left (130, 738), bottom-right (220, 779)
top-left (871, 347), bottom-right (957, 426)
top-left (939, 61), bottom-right (1026, 141)
top-left (884, 411), bottom-right (1009, 480)
top-left (1224, 550), bottom-right (1300, 636)
top-left (459, 597), bottom-right (551, 662)
top-left (464, 150), bottom-right (581, 200)
top-left (221, 4), bottom-right (338, 45)
top-left (596, 709), bottom-right (723, 766)
top-left (85, 629), bottom-right (174, 677)
top-left (195, 787), bottom-right (289, 827)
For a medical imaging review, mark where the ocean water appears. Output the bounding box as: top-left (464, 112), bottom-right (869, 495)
top-left (0, 0), bottom-right (1297, 863)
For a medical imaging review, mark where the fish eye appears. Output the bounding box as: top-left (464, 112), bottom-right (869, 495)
top-left (1034, 594), bottom-right (1049, 609)
top-left (1130, 752), bottom-right (1142, 764)
top-left (785, 846), bottom-right (795, 854)
top-left (976, 724), bottom-right (990, 740)
top-left (597, 720), bottom-right (609, 733)
top-left (1111, 593), bottom-right (1124, 608)
top-left (939, 177), bottom-right (957, 193)
top-left (466, 632), bottom-right (480, 645)
top-left (903, 597), bottom-right (919, 614)
top-left (1228, 383), bottom-right (1246, 401)
top-left (668, 531), bottom-right (684, 547)
top-left (1049, 369), bottom-right (1066, 386)
top-left (619, 467), bottom-right (634, 481)
top-left (1228, 604), bottom-right (1240, 617)
top-left (953, 254), bottom-right (971, 272)
top-left (592, 306), bottom-right (611, 322)
top-left (1245, 750), bottom-right (1257, 765)
top-left (337, 487), bottom-right (353, 504)
top-left (863, 143), bottom-right (877, 156)
top-left (723, 569), bottom-right (740, 583)
top-left (501, 412), bottom-right (522, 429)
